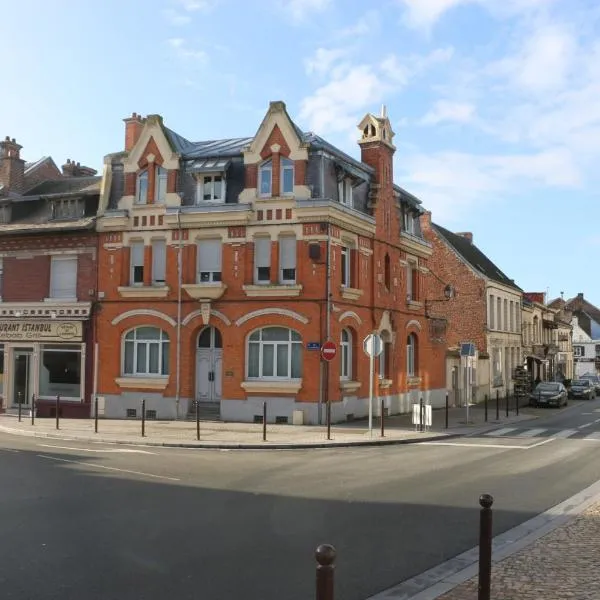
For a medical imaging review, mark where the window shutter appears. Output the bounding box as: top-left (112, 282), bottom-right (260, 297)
top-left (279, 236), bottom-right (296, 269)
top-left (131, 242), bottom-right (144, 267)
top-left (51, 257), bottom-right (77, 298)
top-left (198, 239), bottom-right (222, 272)
top-left (255, 238), bottom-right (271, 267)
top-left (152, 240), bottom-right (166, 284)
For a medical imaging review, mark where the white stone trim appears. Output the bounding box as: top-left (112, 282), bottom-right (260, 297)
top-left (182, 309), bottom-right (231, 327)
top-left (341, 287), bottom-right (364, 301)
top-left (115, 376), bottom-right (169, 390)
top-left (235, 308), bottom-right (309, 327)
top-left (182, 283), bottom-right (227, 300)
top-left (339, 311), bottom-right (363, 325)
top-left (123, 119), bottom-right (179, 173)
top-left (117, 286), bottom-right (170, 299)
top-left (406, 319), bottom-right (422, 331)
top-left (241, 380), bottom-right (302, 394)
top-left (242, 284), bottom-right (302, 298)
top-left (111, 309), bottom-right (176, 328)
top-left (340, 380), bottom-right (361, 393)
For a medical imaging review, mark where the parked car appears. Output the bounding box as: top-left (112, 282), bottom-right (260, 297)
top-left (569, 379), bottom-right (596, 400)
top-left (580, 373), bottom-right (600, 393)
top-left (529, 382), bottom-right (568, 407)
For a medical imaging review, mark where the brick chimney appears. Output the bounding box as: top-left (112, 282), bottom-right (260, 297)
top-left (124, 112), bottom-right (145, 152)
top-left (421, 210), bottom-right (432, 230)
top-left (62, 159), bottom-right (98, 177)
top-left (0, 136), bottom-right (25, 194)
top-left (456, 231), bottom-right (473, 243)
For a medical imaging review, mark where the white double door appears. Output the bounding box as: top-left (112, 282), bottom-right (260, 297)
top-left (195, 327), bottom-right (222, 403)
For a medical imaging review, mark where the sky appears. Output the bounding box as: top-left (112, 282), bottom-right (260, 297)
top-left (1, 0), bottom-right (599, 305)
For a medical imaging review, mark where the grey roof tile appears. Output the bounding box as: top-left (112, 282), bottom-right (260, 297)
top-left (24, 176), bottom-right (101, 197)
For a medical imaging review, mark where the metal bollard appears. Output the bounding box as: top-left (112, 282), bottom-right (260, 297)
top-left (419, 397), bottom-right (424, 432)
top-left (55, 394), bottom-right (60, 430)
top-left (495, 390), bottom-right (499, 420)
top-left (315, 544), bottom-right (337, 600)
top-left (380, 398), bottom-right (385, 438)
top-left (326, 400), bottom-right (331, 441)
top-left (478, 494), bottom-right (494, 600)
top-left (196, 400), bottom-right (200, 441)
top-left (262, 401), bottom-right (267, 442)
top-left (18, 392), bottom-right (22, 422)
top-left (141, 399), bottom-right (146, 437)
top-left (505, 390), bottom-right (509, 418)
top-left (445, 392), bottom-right (449, 429)
top-left (516, 392), bottom-right (520, 416)
top-left (484, 394), bottom-right (488, 422)
top-left (94, 397), bottom-right (99, 434)
top-left (31, 394), bottom-right (35, 426)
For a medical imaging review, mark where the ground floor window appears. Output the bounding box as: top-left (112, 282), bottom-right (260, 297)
top-left (123, 327), bottom-right (170, 376)
top-left (39, 344), bottom-right (82, 398)
top-left (247, 327), bottom-right (302, 379)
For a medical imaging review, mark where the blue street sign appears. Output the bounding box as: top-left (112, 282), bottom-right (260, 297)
top-left (307, 342), bottom-right (321, 350)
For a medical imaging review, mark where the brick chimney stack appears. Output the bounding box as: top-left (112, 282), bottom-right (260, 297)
top-left (0, 136), bottom-right (25, 194)
top-left (456, 231), bottom-right (473, 243)
top-left (124, 112), bottom-right (144, 152)
top-left (62, 159), bottom-right (98, 177)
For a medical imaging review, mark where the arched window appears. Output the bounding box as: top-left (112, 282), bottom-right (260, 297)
top-left (281, 157), bottom-right (294, 195)
top-left (407, 333), bottom-right (418, 376)
top-left (259, 159), bottom-right (272, 197)
top-left (123, 327), bottom-right (169, 376)
top-left (136, 170), bottom-right (148, 204)
top-left (155, 166), bottom-right (167, 203)
top-left (384, 253), bottom-right (391, 290)
top-left (247, 327), bottom-right (302, 379)
top-left (379, 331), bottom-right (391, 379)
top-left (340, 329), bottom-right (352, 380)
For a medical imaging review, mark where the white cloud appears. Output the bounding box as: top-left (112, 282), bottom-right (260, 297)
top-left (420, 100), bottom-right (476, 125)
top-left (174, 0), bottom-right (216, 11)
top-left (304, 48), bottom-right (349, 76)
top-left (334, 9), bottom-right (380, 38)
top-left (283, 0), bottom-right (333, 23)
top-left (163, 9), bottom-right (192, 25)
top-left (167, 38), bottom-right (209, 63)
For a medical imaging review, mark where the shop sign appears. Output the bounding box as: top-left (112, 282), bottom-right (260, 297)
top-left (0, 320), bottom-right (83, 342)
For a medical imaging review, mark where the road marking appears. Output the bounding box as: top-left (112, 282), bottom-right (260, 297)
top-left (484, 427), bottom-right (517, 437)
top-left (584, 432), bottom-right (600, 441)
top-left (582, 412), bottom-right (594, 415)
top-left (422, 438), bottom-right (555, 450)
top-left (36, 454), bottom-right (180, 482)
top-left (553, 429), bottom-right (578, 439)
top-left (37, 444), bottom-right (155, 455)
top-left (516, 428), bottom-right (547, 438)
top-left (594, 418), bottom-right (600, 424)
top-left (578, 423), bottom-right (593, 429)
top-left (0, 448), bottom-right (19, 453)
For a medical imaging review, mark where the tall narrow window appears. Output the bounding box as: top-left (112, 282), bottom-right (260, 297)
top-left (509, 301), bottom-right (514, 332)
top-left (130, 242), bottom-right (145, 286)
top-left (259, 160), bottom-right (272, 197)
top-left (403, 211), bottom-right (415, 234)
top-left (198, 174), bottom-right (224, 203)
top-left (136, 170), bottom-right (148, 204)
top-left (197, 239), bottom-right (222, 283)
top-left (338, 178), bottom-right (353, 206)
top-left (341, 246), bottom-right (350, 287)
top-left (247, 327), bottom-right (302, 379)
top-left (379, 338), bottom-right (390, 379)
top-left (254, 237), bottom-right (271, 284)
top-left (151, 240), bottom-right (166, 286)
top-left (407, 333), bottom-right (418, 376)
top-left (340, 329), bottom-right (352, 380)
top-left (503, 299), bottom-right (508, 332)
top-left (384, 253), bottom-right (391, 290)
top-left (497, 297), bottom-right (502, 331)
top-left (489, 295), bottom-right (495, 329)
top-left (281, 158), bottom-right (294, 195)
top-left (279, 235), bottom-right (296, 284)
top-left (50, 256), bottom-right (77, 299)
top-left (155, 167), bottom-right (167, 203)
top-left (407, 262), bottom-right (418, 301)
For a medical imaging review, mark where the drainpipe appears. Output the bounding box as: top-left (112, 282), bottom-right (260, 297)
top-left (175, 208), bottom-right (183, 419)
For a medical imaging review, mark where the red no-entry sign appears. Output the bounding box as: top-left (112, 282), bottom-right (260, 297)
top-left (321, 340), bottom-right (337, 362)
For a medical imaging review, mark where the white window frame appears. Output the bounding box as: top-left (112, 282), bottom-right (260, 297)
top-left (497, 298), bottom-right (502, 331)
top-left (196, 173), bottom-right (225, 204)
top-left (279, 235), bottom-right (296, 284)
top-left (136, 170), bottom-right (148, 205)
top-left (407, 333), bottom-right (417, 376)
top-left (151, 239), bottom-right (166, 286)
top-left (130, 241), bottom-right (145, 286)
top-left (403, 211), bottom-right (415, 234)
top-left (123, 327), bottom-right (170, 377)
top-left (197, 239), bottom-right (222, 283)
top-left (574, 346), bottom-right (584, 357)
top-left (340, 329), bottom-right (352, 380)
top-left (406, 262), bottom-right (417, 301)
top-left (246, 327), bottom-right (302, 380)
top-left (338, 178), bottom-right (353, 207)
top-left (379, 341), bottom-right (387, 379)
top-left (281, 158), bottom-right (294, 196)
top-left (492, 347), bottom-right (503, 385)
top-left (49, 256), bottom-right (77, 300)
top-left (254, 236), bottom-right (271, 284)
top-left (489, 294), bottom-right (495, 329)
top-left (259, 160), bottom-right (272, 197)
top-left (155, 166), bottom-right (167, 203)
top-left (341, 246), bottom-right (350, 287)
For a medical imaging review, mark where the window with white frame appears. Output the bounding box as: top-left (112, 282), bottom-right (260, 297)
top-left (574, 345), bottom-right (584, 357)
top-left (497, 297), bottom-right (502, 331)
top-left (50, 256), bottom-right (77, 299)
top-left (279, 235), bottom-right (296, 284)
top-left (281, 158), bottom-right (294, 195)
top-left (504, 299), bottom-right (508, 332)
top-left (403, 211), bottom-right (415, 234)
top-left (489, 295), bottom-right (495, 329)
top-left (254, 237), bottom-right (271, 284)
top-left (509, 301), bottom-right (514, 332)
top-left (197, 239), bottom-right (222, 283)
top-left (123, 327), bottom-right (170, 376)
top-left (247, 327), bottom-right (302, 379)
top-left (340, 329), bottom-right (352, 380)
top-left (406, 262), bottom-right (418, 301)
top-left (259, 160), bottom-right (272, 197)
top-left (130, 241), bottom-right (145, 286)
top-left (379, 337), bottom-right (390, 379)
top-left (407, 333), bottom-right (418, 376)
top-left (338, 178), bottom-right (353, 207)
top-left (341, 246), bottom-right (351, 287)
top-left (136, 170), bottom-right (148, 204)
top-left (492, 347), bottom-right (503, 386)
top-left (197, 174), bottom-right (224, 203)
top-left (155, 166), bottom-right (167, 203)
top-left (151, 240), bottom-right (166, 286)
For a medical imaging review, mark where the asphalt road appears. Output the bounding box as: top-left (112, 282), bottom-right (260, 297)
top-left (2, 399), bottom-right (600, 600)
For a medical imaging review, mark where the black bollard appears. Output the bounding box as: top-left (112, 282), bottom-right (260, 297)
top-left (516, 391), bottom-right (520, 416)
top-left (495, 389), bottom-right (499, 420)
top-left (326, 399), bottom-right (331, 441)
top-left (55, 394), bottom-right (60, 430)
top-left (445, 392), bottom-right (449, 429)
top-left (31, 394), bottom-right (35, 426)
top-left (505, 390), bottom-right (509, 418)
top-left (419, 397), bottom-right (424, 432)
top-left (380, 398), bottom-right (385, 438)
top-left (315, 544), bottom-right (337, 600)
top-left (478, 494), bottom-right (494, 600)
top-left (196, 400), bottom-right (200, 441)
top-left (262, 401), bottom-right (267, 442)
top-left (141, 399), bottom-right (146, 437)
top-left (484, 394), bottom-right (488, 422)
top-left (18, 392), bottom-right (22, 423)
top-left (94, 397), bottom-right (99, 434)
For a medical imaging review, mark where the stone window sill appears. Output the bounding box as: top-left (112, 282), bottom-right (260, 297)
top-left (182, 283), bottom-right (227, 300)
top-left (340, 286), bottom-right (364, 301)
top-left (379, 378), bottom-right (392, 389)
top-left (116, 376), bottom-right (169, 390)
top-left (241, 380), bottom-right (302, 394)
top-left (340, 380), bottom-right (361, 392)
top-left (407, 300), bottom-right (423, 310)
top-left (407, 376), bottom-right (421, 387)
top-left (118, 286), bottom-right (170, 299)
top-left (243, 284), bottom-right (302, 298)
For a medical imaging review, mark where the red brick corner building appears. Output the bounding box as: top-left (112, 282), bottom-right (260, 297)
top-left (96, 102), bottom-right (444, 423)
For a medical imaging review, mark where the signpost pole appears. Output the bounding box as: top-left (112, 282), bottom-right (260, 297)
top-left (368, 347), bottom-right (374, 438)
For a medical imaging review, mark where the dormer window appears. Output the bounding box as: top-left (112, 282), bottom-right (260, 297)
top-left (338, 178), bottom-right (353, 207)
top-left (52, 198), bottom-right (84, 220)
top-left (136, 170), bottom-right (148, 204)
top-left (155, 166), bottom-right (167, 203)
top-left (281, 158), bottom-right (294, 195)
top-left (403, 210), bottom-right (415, 235)
top-left (259, 159), bottom-right (272, 197)
top-left (196, 174), bottom-right (224, 203)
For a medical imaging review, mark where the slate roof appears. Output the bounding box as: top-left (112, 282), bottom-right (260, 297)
top-left (24, 176), bottom-right (101, 197)
top-left (563, 294), bottom-right (600, 328)
top-left (433, 223), bottom-right (522, 290)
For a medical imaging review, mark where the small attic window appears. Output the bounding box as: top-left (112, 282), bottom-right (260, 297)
top-left (52, 198), bottom-right (84, 220)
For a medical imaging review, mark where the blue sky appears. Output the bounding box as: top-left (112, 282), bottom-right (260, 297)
top-left (2, 0), bottom-right (599, 304)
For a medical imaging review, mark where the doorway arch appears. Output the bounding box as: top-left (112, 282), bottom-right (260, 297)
top-left (195, 326), bottom-right (223, 403)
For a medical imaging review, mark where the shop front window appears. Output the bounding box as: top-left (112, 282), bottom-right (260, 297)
top-left (39, 344), bottom-right (82, 399)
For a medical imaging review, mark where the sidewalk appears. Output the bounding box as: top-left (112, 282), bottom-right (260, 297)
top-left (0, 399), bottom-right (545, 449)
